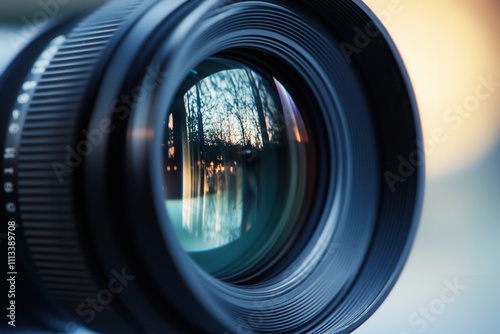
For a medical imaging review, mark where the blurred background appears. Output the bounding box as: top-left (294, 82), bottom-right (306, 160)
top-left (358, 0), bottom-right (500, 333)
top-left (0, 0), bottom-right (498, 333)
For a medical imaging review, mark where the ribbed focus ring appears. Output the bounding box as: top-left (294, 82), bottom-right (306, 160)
top-left (17, 0), bottom-right (144, 311)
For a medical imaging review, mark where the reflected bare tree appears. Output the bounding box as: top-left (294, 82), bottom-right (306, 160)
top-left (165, 67), bottom-right (288, 250)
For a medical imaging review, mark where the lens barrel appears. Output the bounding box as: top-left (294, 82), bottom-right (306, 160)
top-left (0, 0), bottom-right (423, 333)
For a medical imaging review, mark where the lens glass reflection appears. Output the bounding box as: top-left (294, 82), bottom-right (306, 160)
top-left (162, 58), bottom-right (314, 276)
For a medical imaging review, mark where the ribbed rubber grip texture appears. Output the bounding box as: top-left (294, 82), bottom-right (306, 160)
top-left (17, 0), bottom-right (144, 311)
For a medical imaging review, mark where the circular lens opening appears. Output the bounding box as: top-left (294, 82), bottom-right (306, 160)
top-left (162, 57), bottom-right (316, 278)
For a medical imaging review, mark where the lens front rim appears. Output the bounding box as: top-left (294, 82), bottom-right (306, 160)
top-left (120, 1), bottom-right (387, 332)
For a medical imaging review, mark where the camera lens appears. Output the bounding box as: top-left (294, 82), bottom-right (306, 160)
top-left (0, 0), bottom-right (423, 333)
top-left (163, 58), bottom-right (314, 278)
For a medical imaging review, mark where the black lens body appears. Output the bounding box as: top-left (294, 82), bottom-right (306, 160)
top-left (0, 0), bottom-right (423, 333)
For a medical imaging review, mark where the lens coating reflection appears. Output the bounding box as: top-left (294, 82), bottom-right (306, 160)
top-left (163, 59), bottom-right (313, 276)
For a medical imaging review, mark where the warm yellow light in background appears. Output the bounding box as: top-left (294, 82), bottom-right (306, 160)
top-left (364, 0), bottom-right (500, 179)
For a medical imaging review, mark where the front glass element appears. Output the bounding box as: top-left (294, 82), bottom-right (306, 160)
top-left (162, 58), bottom-right (314, 276)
